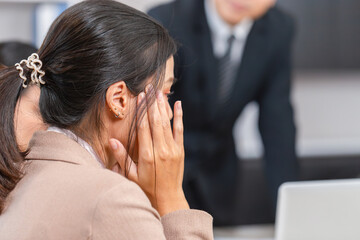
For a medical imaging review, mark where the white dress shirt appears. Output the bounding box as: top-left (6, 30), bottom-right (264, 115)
top-left (204, 0), bottom-right (254, 64)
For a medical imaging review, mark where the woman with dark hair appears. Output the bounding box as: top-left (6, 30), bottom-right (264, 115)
top-left (0, 0), bottom-right (212, 239)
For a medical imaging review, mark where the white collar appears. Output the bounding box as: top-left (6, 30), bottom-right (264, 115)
top-left (47, 126), bottom-right (105, 168)
top-left (204, 0), bottom-right (254, 41)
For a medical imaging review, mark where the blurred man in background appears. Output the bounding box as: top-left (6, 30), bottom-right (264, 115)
top-left (150, 0), bottom-right (298, 225)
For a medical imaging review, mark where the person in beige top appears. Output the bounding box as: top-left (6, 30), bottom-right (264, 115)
top-left (0, 0), bottom-right (213, 239)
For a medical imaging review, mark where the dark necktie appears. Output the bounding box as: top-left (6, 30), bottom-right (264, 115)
top-left (218, 35), bottom-right (237, 107)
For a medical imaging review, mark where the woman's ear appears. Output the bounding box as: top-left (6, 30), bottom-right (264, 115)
top-left (106, 81), bottom-right (129, 119)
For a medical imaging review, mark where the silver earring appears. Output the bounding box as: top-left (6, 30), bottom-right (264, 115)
top-left (114, 111), bottom-right (124, 118)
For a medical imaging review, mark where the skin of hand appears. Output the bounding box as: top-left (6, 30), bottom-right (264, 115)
top-left (109, 89), bottom-right (189, 217)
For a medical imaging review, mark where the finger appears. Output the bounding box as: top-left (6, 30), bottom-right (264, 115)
top-left (146, 86), bottom-right (166, 149)
top-left (125, 161), bottom-right (139, 182)
top-left (156, 91), bottom-right (173, 142)
top-left (109, 138), bottom-right (127, 172)
top-left (173, 101), bottom-right (184, 146)
top-left (109, 138), bottom-right (138, 182)
top-left (166, 100), bottom-right (173, 121)
top-left (137, 91), bottom-right (155, 165)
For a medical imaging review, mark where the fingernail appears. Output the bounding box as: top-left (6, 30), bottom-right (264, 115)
top-left (177, 101), bottom-right (182, 110)
top-left (156, 91), bottom-right (163, 101)
top-left (110, 139), bottom-right (118, 150)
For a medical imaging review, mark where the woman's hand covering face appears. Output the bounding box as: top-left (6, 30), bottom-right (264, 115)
top-left (109, 86), bottom-right (188, 216)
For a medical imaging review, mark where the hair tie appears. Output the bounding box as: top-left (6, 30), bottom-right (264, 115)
top-left (15, 53), bottom-right (45, 88)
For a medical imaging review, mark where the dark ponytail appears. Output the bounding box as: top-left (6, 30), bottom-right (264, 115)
top-left (0, 66), bottom-right (26, 213)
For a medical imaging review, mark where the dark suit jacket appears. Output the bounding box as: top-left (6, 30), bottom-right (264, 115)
top-left (149, 0), bottom-right (298, 225)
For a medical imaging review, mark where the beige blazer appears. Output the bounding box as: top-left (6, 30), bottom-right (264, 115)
top-left (0, 131), bottom-right (213, 240)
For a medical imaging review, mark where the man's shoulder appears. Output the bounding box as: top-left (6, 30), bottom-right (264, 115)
top-left (148, 0), bottom-right (196, 25)
top-left (264, 6), bottom-right (295, 30)
top-left (148, 0), bottom-right (175, 14)
top-left (255, 6), bottom-right (295, 42)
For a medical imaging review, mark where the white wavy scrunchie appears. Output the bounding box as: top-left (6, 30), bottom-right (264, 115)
top-left (15, 53), bottom-right (45, 88)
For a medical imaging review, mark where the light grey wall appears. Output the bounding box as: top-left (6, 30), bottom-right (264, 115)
top-left (234, 71), bottom-right (360, 159)
top-left (0, 2), bottom-right (34, 43)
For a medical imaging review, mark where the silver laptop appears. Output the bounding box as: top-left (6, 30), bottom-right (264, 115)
top-left (275, 179), bottom-right (360, 240)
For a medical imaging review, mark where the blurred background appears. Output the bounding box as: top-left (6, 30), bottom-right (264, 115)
top-left (1, 0), bottom-right (359, 237)
top-left (2, 0), bottom-right (360, 159)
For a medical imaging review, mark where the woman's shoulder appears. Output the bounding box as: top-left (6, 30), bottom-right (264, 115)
top-left (31, 160), bottom-right (157, 219)
top-left (36, 160), bottom-right (145, 201)
top-left (65, 166), bottom-right (167, 239)
top-left (26, 130), bottom-right (147, 200)
top-left (3, 160), bottom-right (161, 239)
